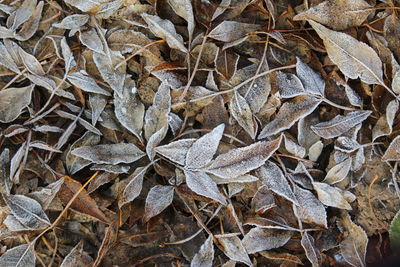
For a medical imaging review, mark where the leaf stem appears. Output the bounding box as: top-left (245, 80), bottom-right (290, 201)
top-left (322, 98), bottom-right (357, 111)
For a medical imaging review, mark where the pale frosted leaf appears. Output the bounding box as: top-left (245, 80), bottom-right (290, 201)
top-left (208, 21), bottom-right (259, 42)
top-left (216, 235), bottom-right (252, 267)
top-left (67, 71), bottom-right (111, 96)
top-left (144, 81), bottom-right (171, 141)
top-left (90, 164), bottom-right (129, 174)
top-left (88, 172), bottom-right (117, 193)
top-left (382, 135), bottom-right (400, 161)
top-left (168, 0), bottom-right (195, 40)
top-left (213, 174), bottom-right (258, 184)
top-left (308, 20), bottom-right (383, 85)
top-left (0, 244), bottom-right (35, 267)
top-left (212, 0), bottom-right (231, 20)
top-left (257, 161), bottom-right (297, 204)
top-left (276, 71), bottom-right (305, 98)
top-left (142, 14), bottom-right (187, 53)
top-left (0, 85), bottom-right (34, 123)
top-left (95, 0), bottom-right (123, 19)
top-left (298, 112), bottom-right (320, 150)
top-left (0, 149), bottom-right (12, 195)
top-left (186, 124), bottom-right (225, 169)
top-left (206, 136), bottom-right (282, 179)
top-left (143, 185), bottom-right (174, 222)
top-left (115, 78), bottom-right (144, 140)
top-left (184, 169), bottom-right (227, 205)
top-left (60, 37), bottom-right (76, 72)
top-left (242, 227), bottom-right (293, 254)
top-left (311, 111), bottom-right (371, 139)
top-left (4, 194), bottom-right (50, 230)
top-left (251, 186), bottom-right (275, 213)
top-left (155, 139), bottom-right (196, 165)
top-left (26, 74), bottom-right (75, 100)
top-left (284, 136), bottom-right (306, 158)
top-left (89, 94), bottom-right (107, 125)
top-left (63, 0), bottom-right (104, 13)
top-left (10, 143), bottom-right (26, 182)
top-left (309, 141), bottom-right (323, 161)
top-left (93, 50), bottom-right (126, 97)
top-left (344, 84), bottom-right (362, 107)
top-left (258, 96), bottom-right (321, 138)
top-left (191, 235), bottom-right (214, 267)
top-left (18, 46), bottom-right (44, 75)
top-left (230, 91), bottom-right (255, 139)
top-left (323, 158), bottom-right (352, 184)
top-left (296, 57), bottom-right (325, 97)
top-left (0, 41), bottom-right (20, 73)
top-left (4, 215), bottom-right (30, 231)
top-left (372, 100), bottom-right (398, 141)
top-left (9, 0), bottom-right (36, 30)
top-left (55, 110), bottom-right (102, 136)
top-left (119, 165), bottom-right (149, 207)
top-left (60, 241), bottom-right (86, 267)
top-left (312, 182), bottom-right (351, 210)
top-left (66, 132), bottom-right (101, 175)
top-left (301, 232), bottom-right (322, 267)
top-left (29, 141), bottom-right (62, 153)
top-left (339, 213), bottom-right (368, 267)
top-left (53, 14), bottom-right (89, 29)
top-left (71, 143), bottom-right (145, 165)
top-left (293, 0), bottom-right (371, 30)
top-left (28, 179), bottom-right (64, 210)
top-left (146, 126), bottom-right (168, 161)
top-left (0, 26), bottom-right (15, 38)
top-left (228, 183), bottom-right (245, 197)
top-left (293, 184), bottom-right (327, 227)
top-left (335, 137), bottom-right (361, 153)
top-left (79, 28), bottom-right (104, 54)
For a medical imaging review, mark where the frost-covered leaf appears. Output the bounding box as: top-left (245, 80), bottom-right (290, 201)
top-left (18, 46), bottom-right (44, 75)
top-left (60, 241), bottom-right (87, 267)
top-left (0, 149), bottom-right (11, 195)
top-left (208, 21), bottom-right (259, 42)
top-left (276, 71), bottom-right (305, 98)
top-left (259, 96), bottom-right (321, 138)
top-left (216, 235), bottom-right (252, 267)
top-left (242, 227), bottom-right (292, 254)
top-left (0, 244), bottom-right (35, 267)
top-left (311, 111), bottom-right (371, 139)
top-left (119, 166), bottom-right (149, 208)
top-left (251, 186), bottom-right (275, 213)
top-left (372, 100), bottom-right (398, 141)
top-left (296, 57), bottom-right (325, 97)
top-left (191, 235), bottom-right (214, 267)
top-left (60, 37), bottom-right (76, 73)
top-left (293, 184), bottom-right (327, 228)
top-left (79, 28), bottom-right (104, 54)
top-left (0, 85), bottom-right (34, 123)
top-left (184, 169), bottom-right (227, 205)
top-left (28, 179), bottom-right (64, 210)
top-left (312, 182), bottom-right (352, 210)
top-left (335, 137), bottom-right (361, 153)
top-left (323, 158), bottom-right (352, 184)
top-left (155, 139), bottom-right (196, 165)
top-left (89, 94), bottom-right (107, 125)
top-left (29, 141), bottom-right (61, 153)
top-left (186, 124), bottom-right (225, 169)
top-left (4, 194), bottom-right (50, 230)
top-left (284, 136), bottom-right (306, 158)
top-left (142, 13), bottom-right (187, 53)
top-left (382, 135), bottom-right (400, 161)
top-left (53, 14), bottom-right (89, 29)
top-left (294, 0), bottom-right (371, 30)
top-left (309, 20), bottom-right (383, 85)
top-left (114, 78), bottom-right (144, 140)
top-left (0, 41), bottom-right (20, 73)
top-left (143, 185), bottom-right (174, 222)
top-left (257, 162), bottom-right (297, 204)
top-left (146, 126), bottom-right (168, 161)
top-left (168, 0), bottom-right (195, 40)
top-left (71, 143), bottom-right (145, 165)
top-left (301, 232), bottom-right (322, 267)
top-left (230, 91), bottom-right (255, 139)
top-left (206, 136), bottom-right (282, 179)
top-left (67, 71), bottom-right (111, 96)
top-left (390, 209), bottom-right (400, 251)
top-left (144, 81), bottom-right (171, 141)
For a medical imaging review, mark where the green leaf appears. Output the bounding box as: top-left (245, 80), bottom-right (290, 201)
top-left (390, 209), bottom-right (400, 251)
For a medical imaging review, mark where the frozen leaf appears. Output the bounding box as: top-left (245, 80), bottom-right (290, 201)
top-left (18, 46), bottom-right (45, 75)
top-left (155, 139), bottom-right (196, 165)
top-left (143, 185), bottom-right (174, 222)
top-left (339, 213), bottom-right (368, 267)
top-left (61, 37), bottom-right (76, 73)
top-left (344, 84), bottom-right (362, 107)
top-left (79, 28), bottom-right (104, 54)
top-left (296, 57), bottom-right (325, 97)
top-left (323, 158), bottom-right (352, 184)
top-left (242, 227), bottom-right (293, 254)
top-left (293, 184), bottom-right (327, 227)
top-left (93, 50), bottom-right (126, 97)
top-left (335, 137), bottom-right (361, 153)
top-left (293, 0), bottom-right (371, 30)
top-left (0, 85), bottom-right (34, 123)
top-left (0, 41), bottom-right (20, 73)
top-left (308, 20), bottom-right (383, 85)
top-left (212, 0), bottom-right (231, 20)
top-left (144, 81), bottom-right (171, 141)
top-left (71, 143), bottom-right (145, 165)
top-left (28, 179), bottom-right (64, 210)
top-left (146, 126), bottom-right (168, 161)
top-left (301, 232), bottom-right (322, 267)
top-left (372, 100), bottom-right (398, 141)
top-left (259, 96), bottom-right (322, 138)
top-left (60, 241), bottom-right (87, 267)
top-left (88, 172), bottom-right (117, 194)
top-left (230, 91), bottom-right (255, 139)
top-left (0, 149), bottom-right (12, 195)
top-left (382, 135), bottom-right (400, 161)
top-left (4, 194), bottom-right (50, 230)
top-left (89, 94), bottom-right (107, 125)
top-left (216, 235), bottom-right (252, 267)
top-left (0, 244), bottom-right (35, 267)
top-left (284, 136), bottom-right (306, 158)
top-left (29, 141), bottom-right (62, 153)
top-left (53, 14), bottom-right (89, 29)
top-left (191, 235), bottom-right (214, 267)
top-left (67, 71), bottom-right (111, 96)
top-left (257, 161), bottom-right (297, 204)
top-left (208, 21), bottom-right (259, 42)
top-left (63, 0), bottom-right (103, 13)
top-left (206, 136), bottom-right (282, 179)
top-left (66, 132), bottom-right (101, 175)
top-left (212, 174), bottom-right (259, 184)
top-left (90, 164), bottom-right (129, 174)
top-left (186, 124), bottom-right (225, 169)
top-left (251, 186), bottom-right (275, 213)
top-left (4, 215), bottom-right (30, 232)
top-left (312, 182), bottom-right (352, 210)
top-left (142, 14), bottom-right (187, 53)
top-left (9, 0), bottom-right (37, 30)
top-left (114, 78), bottom-right (144, 140)
top-left (56, 110), bottom-right (102, 136)
top-left (311, 111), bottom-right (371, 139)
top-left (184, 169), bottom-right (227, 205)
top-left (119, 165), bottom-right (149, 208)
top-left (276, 71), bottom-right (305, 98)
top-left (10, 143), bottom-right (26, 182)
top-left (390, 209), bottom-right (400, 251)
top-left (168, 0), bottom-right (195, 40)
top-left (298, 113), bottom-right (320, 150)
